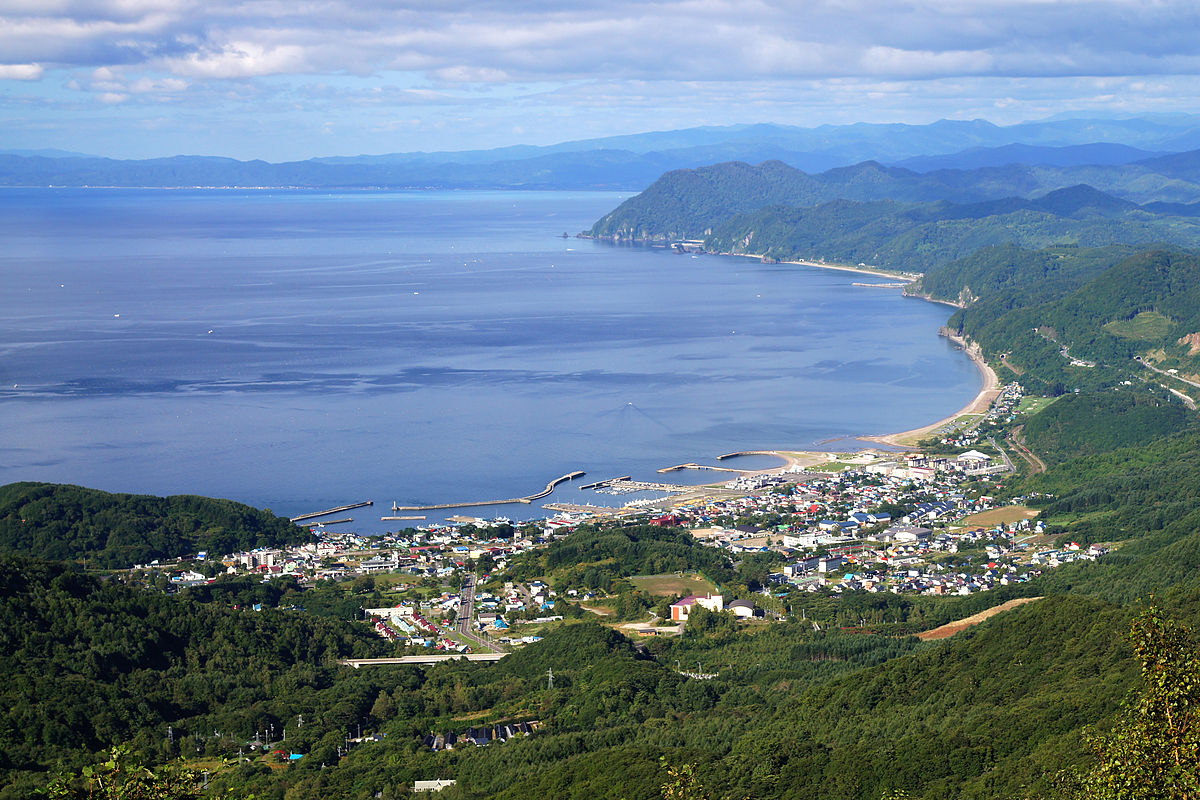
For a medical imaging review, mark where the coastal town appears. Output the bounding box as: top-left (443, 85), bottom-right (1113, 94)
top-left (138, 375), bottom-right (1108, 655)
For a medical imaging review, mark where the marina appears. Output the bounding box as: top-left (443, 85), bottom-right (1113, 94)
top-left (577, 475), bottom-right (631, 490)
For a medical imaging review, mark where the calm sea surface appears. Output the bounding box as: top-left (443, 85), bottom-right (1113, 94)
top-left (0, 189), bottom-right (979, 530)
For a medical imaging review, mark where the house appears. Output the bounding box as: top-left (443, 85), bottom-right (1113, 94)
top-left (670, 594), bottom-right (724, 622)
top-left (414, 779), bottom-right (457, 792)
top-left (727, 599), bottom-right (762, 618)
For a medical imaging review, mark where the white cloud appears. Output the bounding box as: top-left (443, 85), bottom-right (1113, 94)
top-left (0, 62), bottom-right (43, 79)
top-left (164, 41), bottom-right (308, 78)
top-left (0, 0), bottom-right (1196, 85)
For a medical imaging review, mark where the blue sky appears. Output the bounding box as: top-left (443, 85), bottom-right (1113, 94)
top-left (2, 0), bottom-right (1199, 161)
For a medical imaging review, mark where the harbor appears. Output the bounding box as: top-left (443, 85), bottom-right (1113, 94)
top-left (390, 472), bottom-right (585, 512)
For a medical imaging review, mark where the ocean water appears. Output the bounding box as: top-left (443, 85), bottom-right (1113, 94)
top-left (0, 188), bottom-right (979, 531)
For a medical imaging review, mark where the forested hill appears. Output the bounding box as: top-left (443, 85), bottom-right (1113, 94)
top-left (0, 556), bottom-right (388, 798)
top-left (586, 155), bottom-right (1200, 246)
top-left (932, 248), bottom-right (1200, 394)
top-left (0, 482), bottom-right (308, 568)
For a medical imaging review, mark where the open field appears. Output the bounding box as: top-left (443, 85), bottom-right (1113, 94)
top-left (374, 574), bottom-right (423, 588)
top-left (1104, 310), bottom-right (1173, 341)
top-left (1017, 395), bottom-right (1061, 416)
top-left (917, 597), bottom-right (1043, 641)
top-left (630, 573), bottom-right (718, 597)
top-left (956, 505), bottom-right (1040, 527)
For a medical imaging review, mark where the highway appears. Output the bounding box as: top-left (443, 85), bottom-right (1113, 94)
top-left (340, 653), bottom-right (507, 668)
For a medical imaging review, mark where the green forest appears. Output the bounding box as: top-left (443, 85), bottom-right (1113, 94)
top-left (0, 482), bottom-right (310, 568)
top-left (12, 152), bottom-right (1200, 798)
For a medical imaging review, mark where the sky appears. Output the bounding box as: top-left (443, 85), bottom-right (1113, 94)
top-left (2, 0), bottom-right (1200, 161)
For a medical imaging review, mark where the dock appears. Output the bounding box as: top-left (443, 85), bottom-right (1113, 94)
top-left (381, 515), bottom-right (426, 521)
top-left (308, 517), bottom-right (353, 526)
top-left (578, 475), bottom-right (630, 490)
top-left (291, 500), bottom-right (373, 523)
top-left (391, 471), bottom-right (585, 511)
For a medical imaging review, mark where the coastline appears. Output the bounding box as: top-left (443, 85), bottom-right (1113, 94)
top-left (781, 257), bottom-right (918, 282)
top-left (581, 240), bottom-right (998, 469)
top-left (774, 254), bottom-right (995, 450)
top-left (859, 331), bottom-right (1000, 449)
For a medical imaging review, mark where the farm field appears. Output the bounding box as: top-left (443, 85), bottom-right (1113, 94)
top-left (957, 505), bottom-right (1040, 527)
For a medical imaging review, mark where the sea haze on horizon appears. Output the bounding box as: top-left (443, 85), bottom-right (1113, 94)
top-left (0, 188), bottom-right (979, 530)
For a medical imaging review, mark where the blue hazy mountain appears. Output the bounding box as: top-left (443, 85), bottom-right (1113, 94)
top-left (5, 114), bottom-right (1200, 190)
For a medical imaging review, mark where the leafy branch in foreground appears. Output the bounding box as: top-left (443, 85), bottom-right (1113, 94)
top-left (1059, 604), bottom-right (1200, 800)
top-left (39, 746), bottom-right (210, 800)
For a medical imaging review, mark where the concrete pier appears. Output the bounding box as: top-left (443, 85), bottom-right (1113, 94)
top-left (291, 500), bottom-right (373, 522)
top-left (578, 475), bottom-right (630, 490)
top-left (391, 471), bottom-right (585, 512)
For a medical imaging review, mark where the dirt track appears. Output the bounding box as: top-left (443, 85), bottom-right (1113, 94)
top-left (917, 597), bottom-right (1043, 641)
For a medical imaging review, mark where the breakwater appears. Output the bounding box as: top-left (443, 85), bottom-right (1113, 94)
top-left (290, 500), bottom-right (373, 522)
top-left (391, 471), bottom-right (585, 511)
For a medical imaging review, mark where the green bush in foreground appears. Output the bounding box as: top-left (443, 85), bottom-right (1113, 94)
top-left (1060, 604), bottom-right (1200, 800)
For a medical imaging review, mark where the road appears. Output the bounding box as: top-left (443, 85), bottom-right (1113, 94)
top-left (1135, 357), bottom-right (1200, 409)
top-left (455, 574), bottom-right (501, 652)
top-left (987, 436), bottom-right (1016, 472)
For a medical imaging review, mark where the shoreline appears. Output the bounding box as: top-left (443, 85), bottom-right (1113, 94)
top-left (858, 331), bottom-right (1000, 449)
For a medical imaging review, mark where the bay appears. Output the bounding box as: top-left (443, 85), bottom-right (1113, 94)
top-left (0, 188), bottom-right (980, 531)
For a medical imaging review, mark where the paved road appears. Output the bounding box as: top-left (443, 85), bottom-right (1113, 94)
top-left (987, 436), bottom-right (1016, 472)
top-left (455, 574), bottom-right (500, 652)
top-left (457, 574), bottom-right (476, 635)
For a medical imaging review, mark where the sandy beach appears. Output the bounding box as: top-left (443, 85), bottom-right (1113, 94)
top-left (784, 258), bottom-right (919, 282)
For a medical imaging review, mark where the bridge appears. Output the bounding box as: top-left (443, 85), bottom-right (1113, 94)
top-left (340, 653), bottom-right (508, 668)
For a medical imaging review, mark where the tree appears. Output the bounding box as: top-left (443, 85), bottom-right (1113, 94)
top-left (660, 757), bottom-right (707, 800)
top-left (1060, 604), bottom-right (1200, 800)
top-left (40, 746), bottom-right (205, 800)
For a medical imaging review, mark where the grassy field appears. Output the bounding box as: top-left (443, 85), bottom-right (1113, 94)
top-left (1017, 395), bottom-right (1061, 416)
top-left (630, 572), bottom-right (718, 597)
top-left (1103, 310), bottom-right (1173, 341)
top-left (957, 505), bottom-right (1040, 527)
top-left (374, 573), bottom-right (423, 588)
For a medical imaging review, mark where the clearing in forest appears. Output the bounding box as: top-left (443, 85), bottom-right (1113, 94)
top-left (918, 597), bottom-right (1043, 641)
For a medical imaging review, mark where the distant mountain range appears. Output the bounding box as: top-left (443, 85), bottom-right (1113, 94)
top-left (5, 114), bottom-right (1200, 190)
top-left (586, 153), bottom-right (1200, 246)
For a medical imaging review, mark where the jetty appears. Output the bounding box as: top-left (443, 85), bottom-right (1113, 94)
top-left (658, 463), bottom-right (750, 474)
top-left (290, 500), bottom-right (373, 523)
top-left (381, 515), bottom-right (426, 521)
top-left (391, 471), bottom-right (585, 511)
top-left (308, 517), bottom-right (353, 526)
top-left (718, 450), bottom-right (785, 461)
